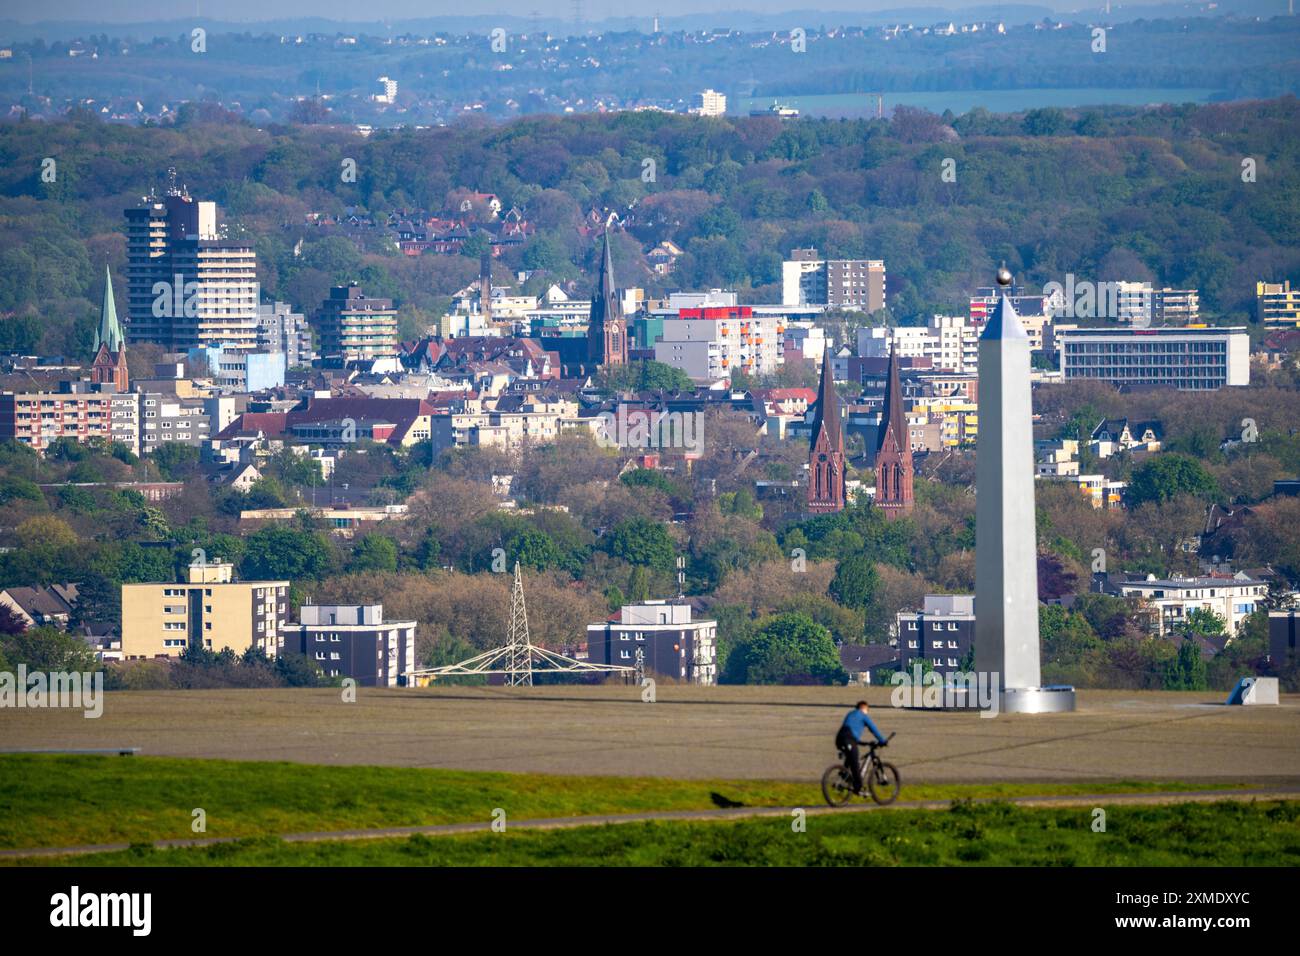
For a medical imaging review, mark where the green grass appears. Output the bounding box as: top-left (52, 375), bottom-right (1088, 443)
top-left (16, 801), bottom-right (1300, 867)
top-left (0, 754), bottom-right (1261, 852)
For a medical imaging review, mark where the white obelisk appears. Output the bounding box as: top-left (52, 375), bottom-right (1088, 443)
top-left (974, 268), bottom-right (1075, 713)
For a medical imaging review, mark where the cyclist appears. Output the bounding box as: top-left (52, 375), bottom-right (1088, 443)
top-left (836, 700), bottom-right (887, 795)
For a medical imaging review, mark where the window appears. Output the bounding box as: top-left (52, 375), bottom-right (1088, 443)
top-left (315, 652), bottom-right (326, 660)
top-left (330, 652), bottom-right (341, 661)
top-left (315, 635), bottom-right (325, 643)
top-left (619, 649), bottom-right (631, 660)
top-left (907, 621), bottom-right (917, 630)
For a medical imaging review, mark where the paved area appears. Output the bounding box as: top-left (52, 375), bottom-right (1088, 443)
top-left (3, 786), bottom-right (1296, 861)
top-left (2, 685), bottom-right (1298, 783)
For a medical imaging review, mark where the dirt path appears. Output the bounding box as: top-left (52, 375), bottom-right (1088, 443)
top-left (5, 786), bottom-right (1298, 862)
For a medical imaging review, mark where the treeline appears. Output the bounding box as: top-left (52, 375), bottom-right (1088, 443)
top-left (3, 96), bottom-right (1299, 357)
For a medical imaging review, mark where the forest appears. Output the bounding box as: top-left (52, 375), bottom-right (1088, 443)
top-left (1, 95), bottom-right (1298, 359)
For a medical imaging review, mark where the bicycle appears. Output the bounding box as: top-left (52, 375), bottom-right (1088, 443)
top-left (821, 731), bottom-right (900, 806)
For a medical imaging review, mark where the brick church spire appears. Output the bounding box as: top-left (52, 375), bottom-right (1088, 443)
top-left (91, 265), bottom-right (129, 392)
top-left (586, 221), bottom-right (628, 369)
top-left (874, 346), bottom-right (913, 518)
top-left (807, 347), bottom-right (846, 513)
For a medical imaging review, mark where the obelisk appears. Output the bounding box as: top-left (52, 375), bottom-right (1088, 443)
top-left (974, 267), bottom-right (1075, 713)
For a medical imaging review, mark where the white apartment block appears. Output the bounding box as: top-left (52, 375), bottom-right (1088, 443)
top-left (653, 313), bottom-right (786, 382)
top-left (857, 315), bottom-right (980, 373)
top-left (1118, 573), bottom-right (1267, 636)
top-left (693, 89), bottom-right (727, 116)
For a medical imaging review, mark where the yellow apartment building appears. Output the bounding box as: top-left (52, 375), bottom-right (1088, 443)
top-left (121, 561), bottom-right (290, 660)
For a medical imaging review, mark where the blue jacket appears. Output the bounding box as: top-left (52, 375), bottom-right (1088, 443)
top-left (841, 709), bottom-right (886, 745)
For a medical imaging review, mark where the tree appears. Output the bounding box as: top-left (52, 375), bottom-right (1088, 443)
top-left (0, 625), bottom-right (98, 673)
top-left (723, 612), bottom-right (847, 685)
top-left (829, 554), bottom-right (880, 613)
top-left (1163, 638), bottom-right (1208, 691)
top-left (348, 534), bottom-right (398, 573)
top-left (1127, 454), bottom-right (1220, 507)
top-left (240, 526), bottom-right (334, 581)
top-left (602, 516), bottom-right (676, 572)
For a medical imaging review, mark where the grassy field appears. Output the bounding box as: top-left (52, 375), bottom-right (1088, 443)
top-left (0, 754), bottom-right (1264, 852)
top-left (3, 686), bottom-right (1297, 783)
top-left (16, 800), bottom-right (1300, 867)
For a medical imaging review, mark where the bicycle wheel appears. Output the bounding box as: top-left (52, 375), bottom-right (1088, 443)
top-left (821, 763), bottom-right (855, 807)
top-left (867, 761), bottom-right (901, 806)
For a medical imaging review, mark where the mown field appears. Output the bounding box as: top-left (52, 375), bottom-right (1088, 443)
top-left (0, 753), bottom-right (1265, 853)
top-left (15, 799), bottom-right (1300, 867)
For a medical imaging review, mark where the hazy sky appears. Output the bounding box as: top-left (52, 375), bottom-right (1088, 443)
top-left (2, 0), bottom-right (1095, 23)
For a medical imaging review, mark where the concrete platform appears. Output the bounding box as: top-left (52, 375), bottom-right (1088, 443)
top-left (1, 685), bottom-right (1297, 783)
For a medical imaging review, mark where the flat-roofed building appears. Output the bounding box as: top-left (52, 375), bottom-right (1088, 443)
top-left (1057, 326), bottom-right (1250, 389)
top-left (286, 604), bottom-right (417, 686)
top-left (1257, 280), bottom-right (1300, 328)
top-left (585, 600), bottom-right (717, 685)
top-left (898, 594), bottom-right (975, 678)
top-left (121, 561), bottom-right (290, 660)
top-left (1117, 572), bottom-right (1267, 637)
top-left (315, 284), bottom-right (398, 366)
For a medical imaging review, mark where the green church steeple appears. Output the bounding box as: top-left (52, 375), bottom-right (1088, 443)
top-left (95, 265), bottom-right (125, 355)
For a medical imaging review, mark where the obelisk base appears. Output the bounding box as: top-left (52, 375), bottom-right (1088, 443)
top-left (999, 686), bottom-right (1077, 714)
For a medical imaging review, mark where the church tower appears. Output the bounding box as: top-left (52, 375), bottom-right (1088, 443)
top-left (874, 346), bottom-right (914, 519)
top-left (586, 224), bottom-right (628, 369)
top-left (807, 347), bottom-right (846, 513)
top-left (91, 265), bottom-right (129, 392)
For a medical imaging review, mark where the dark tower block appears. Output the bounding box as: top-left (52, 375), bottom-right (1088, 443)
top-left (874, 346), bottom-right (914, 519)
top-left (807, 347), bottom-right (846, 513)
top-left (587, 225), bottom-right (628, 369)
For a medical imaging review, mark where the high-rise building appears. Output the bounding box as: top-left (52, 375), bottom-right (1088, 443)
top-left (857, 315), bottom-right (980, 373)
top-left (586, 227), bottom-right (628, 369)
top-left (874, 347), bottom-right (914, 519)
top-left (315, 284), bottom-right (398, 367)
top-left (123, 187), bottom-right (259, 351)
top-left (257, 302), bottom-right (314, 367)
top-left (782, 248), bottom-right (885, 312)
top-left (692, 89), bottom-right (727, 116)
top-left (653, 306), bottom-right (785, 382)
top-left (807, 346), bottom-right (846, 513)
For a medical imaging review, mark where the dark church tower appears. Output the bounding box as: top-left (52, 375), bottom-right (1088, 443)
top-left (586, 225), bottom-right (628, 369)
top-left (874, 346), bottom-right (914, 519)
top-left (807, 347), bottom-right (846, 513)
top-left (91, 266), bottom-right (129, 393)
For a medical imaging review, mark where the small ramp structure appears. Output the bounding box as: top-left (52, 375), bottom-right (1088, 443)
top-left (407, 562), bottom-right (634, 687)
top-left (1226, 676), bottom-right (1280, 706)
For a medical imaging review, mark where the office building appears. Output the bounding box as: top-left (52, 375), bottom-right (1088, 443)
top-left (1057, 327), bottom-right (1249, 389)
top-left (120, 561), bottom-right (290, 660)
